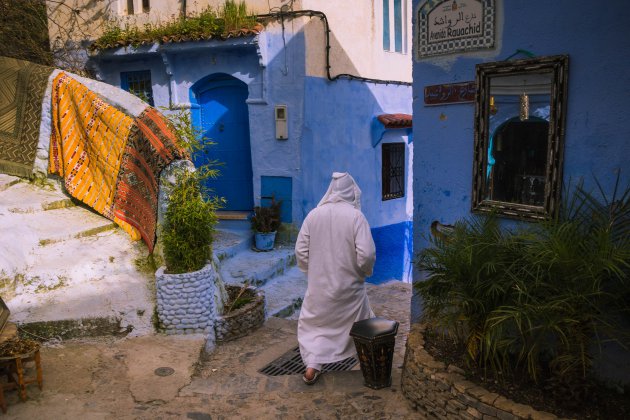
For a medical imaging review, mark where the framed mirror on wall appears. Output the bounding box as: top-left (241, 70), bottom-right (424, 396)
top-left (472, 55), bottom-right (569, 220)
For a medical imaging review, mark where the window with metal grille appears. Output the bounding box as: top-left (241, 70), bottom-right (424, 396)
top-left (120, 70), bottom-right (154, 106)
top-left (142, 0), bottom-right (150, 13)
top-left (126, 0), bottom-right (134, 15)
top-left (382, 142), bottom-right (405, 200)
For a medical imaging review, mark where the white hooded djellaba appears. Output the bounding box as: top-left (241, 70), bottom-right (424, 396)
top-left (296, 172), bottom-right (376, 368)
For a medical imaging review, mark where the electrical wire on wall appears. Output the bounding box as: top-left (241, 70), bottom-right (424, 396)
top-left (267, 0), bottom-right (295, 76)
top-left (257, 7), bottom-right (411, 86)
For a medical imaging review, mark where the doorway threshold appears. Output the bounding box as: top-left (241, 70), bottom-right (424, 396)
top-left (216, 211), bottom-right (251, 220)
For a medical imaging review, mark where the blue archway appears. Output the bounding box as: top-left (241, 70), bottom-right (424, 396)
top-left (191, 74), bottom-right (253, 211)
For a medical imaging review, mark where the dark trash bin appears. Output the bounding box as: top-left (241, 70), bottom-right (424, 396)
top-left (349, 317), bottom-right (399, 389)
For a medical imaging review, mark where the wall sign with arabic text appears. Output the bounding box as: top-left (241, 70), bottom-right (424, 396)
top-left (417, 0), bottom-right (495, 58)
top-left (424, 82), bottom-right (476, 105)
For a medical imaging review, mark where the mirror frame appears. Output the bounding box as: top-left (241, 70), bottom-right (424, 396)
top-left (472, 55), bottom-right (569, 220)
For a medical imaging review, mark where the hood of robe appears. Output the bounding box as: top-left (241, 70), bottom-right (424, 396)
top-left (317, 172), bottom-right (362, 210)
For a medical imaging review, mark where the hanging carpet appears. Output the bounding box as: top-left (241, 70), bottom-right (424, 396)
top-left (0, 56), bottom-right (53, 177)
top-left (114, 107), bottom-right (189, 252)
top-left (49, 72), bottom-right (186, 252)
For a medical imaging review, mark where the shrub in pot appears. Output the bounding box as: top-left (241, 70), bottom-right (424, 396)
top-left (154, 109), bottom-right (226, 338)
top-left (155, 168), bottom-right (224, 335)
top-left (415, 175), bottom-right (630, 398)
top-left (161, 170), bottom-right (219, 274)
top-left (251, 198), bottom-right (282, 251)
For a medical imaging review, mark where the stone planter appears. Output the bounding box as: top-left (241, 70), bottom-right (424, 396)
top-left (214, 285), bottom-right (265, 343)
top-left (155, 263), bottom-right (216, 336)
top-left (401, 323), bottom-right (560, 420)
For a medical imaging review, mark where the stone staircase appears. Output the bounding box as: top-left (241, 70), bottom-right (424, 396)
top-left (213, 220), bottom-right (307, 319)
top-left (0, 174), bottom-right (307, 340)
top-left (0, 174), bottom-right (154, 338)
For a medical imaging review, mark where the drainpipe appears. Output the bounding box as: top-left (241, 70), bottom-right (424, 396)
top-left (180, 0), bottom-right (187, 20)
top-left (160, 51), bottom-right (176, 108)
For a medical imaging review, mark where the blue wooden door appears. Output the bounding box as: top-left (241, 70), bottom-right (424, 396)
top-left (194, 78), bottom-right (253, 211)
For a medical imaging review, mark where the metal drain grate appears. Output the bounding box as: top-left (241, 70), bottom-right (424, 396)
top-left (259, 346), bottom-right (358, 376)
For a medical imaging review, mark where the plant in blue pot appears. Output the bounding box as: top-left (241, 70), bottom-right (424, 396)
top-left (251, 198), bottom-right (282, 251)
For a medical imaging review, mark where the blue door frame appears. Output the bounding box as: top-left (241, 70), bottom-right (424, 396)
top-left (190, 74), bottom-right (254, 211)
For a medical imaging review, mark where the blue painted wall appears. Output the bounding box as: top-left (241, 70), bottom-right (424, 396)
top-left (369, 221), bottom-right (413, 284)
top-left (93, 30), bottom-right (305, 220)
top-left (302, 77), bottom-right (413, 282)
top-left (412, 0), bottom-right (630, 261)
top-left (92, 22), bottom-right (414, 282)
top-left (411, 0), bottom-right (630, 378)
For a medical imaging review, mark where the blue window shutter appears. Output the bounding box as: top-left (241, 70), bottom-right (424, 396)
top-left (261, 176), bottom-right (292, 223)
top-left (394, 0), bottom-right (402, 52)
top-left (383, 0), bottom-right (390, 51)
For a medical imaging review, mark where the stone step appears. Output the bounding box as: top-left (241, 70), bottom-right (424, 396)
top-left (261, 265), bottom-right (307, 319)
top-left (6, 229), bottom-right (154, 336)
top-left (218, 246), bottom-right (296, 287)
top-left (0, 180), bottom-right (74, 213)
top-left (0, 174), bottom-right (21, 192)
top-left (213, 227), bottom-right (253, 263)
top-left (18, 316), bottom-right (132, 341)
top-left (22, 206), bottom-right (117, 245)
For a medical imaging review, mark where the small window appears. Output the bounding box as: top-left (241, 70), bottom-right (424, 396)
top-left (383, 0), bottom-right (405, 53)
top-left (142, 0), bottom-right (150, 13)
top-left (121, 70), bottom-right (154, 106)
top-left (382, 0), bottom-right (390, 51)
top-left (126, 0), bottom-right (134, 15)
top-left (382, 142), bottom-right (405, 200)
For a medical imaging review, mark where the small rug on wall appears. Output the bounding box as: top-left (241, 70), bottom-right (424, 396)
top-left (0, 56), bottom-right (53, 177)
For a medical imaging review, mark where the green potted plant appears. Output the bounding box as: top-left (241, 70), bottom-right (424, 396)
top-left (154, 109), bottom-right (226, 339)
top-left (415, 175), bottom-right (630, 401)
top-left (161, 170), bottom-right (219, 274)
top-left (251, 198), bottom-right (282, 251)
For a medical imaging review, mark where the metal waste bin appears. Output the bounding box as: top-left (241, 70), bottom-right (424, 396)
top-left (349, 317), bottom-right (399, 389)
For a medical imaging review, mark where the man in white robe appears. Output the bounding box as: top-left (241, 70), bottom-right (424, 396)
top-left (295, 172), bottom-right (376, 384)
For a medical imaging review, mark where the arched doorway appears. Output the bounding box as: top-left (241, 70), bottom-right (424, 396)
top-left (191, 74), bottom-right (253, 211)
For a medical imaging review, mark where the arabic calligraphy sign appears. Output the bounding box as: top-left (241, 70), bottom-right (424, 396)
top-left (424, 81), bottom-right (476, 105)
top-left (417, 0), bottom-right (495, 58)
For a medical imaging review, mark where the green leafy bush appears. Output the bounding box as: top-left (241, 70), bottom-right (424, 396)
top-left (416, 176), bottom-right (630, 391)
top-left (162, 170), bottom-right (220, 274)
top-left (160, 109), bottom-right (223, 274)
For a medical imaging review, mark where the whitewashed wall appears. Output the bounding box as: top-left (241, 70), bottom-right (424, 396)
top-left (302, 0), bottom-right (412, 82)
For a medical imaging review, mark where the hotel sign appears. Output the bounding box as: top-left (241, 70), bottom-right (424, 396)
top-left (417, 0), bottom-right (495, 58)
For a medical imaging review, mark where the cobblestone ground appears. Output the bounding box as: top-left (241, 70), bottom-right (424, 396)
top-left (2, 281), bottom-right (421, 419)
top-left (173, 281), bottom-right (418, 420)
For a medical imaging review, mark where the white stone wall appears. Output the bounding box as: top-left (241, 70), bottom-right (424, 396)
top-left (155, 263), bottom-right (217, 338)
top-left (302, 0), bottom-right (412, 82)
top-left (47, 1), bottom-right (410, 82)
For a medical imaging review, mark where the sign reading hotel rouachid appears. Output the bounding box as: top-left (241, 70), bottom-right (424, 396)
top-left (417, 0), bottom-right (495, 58)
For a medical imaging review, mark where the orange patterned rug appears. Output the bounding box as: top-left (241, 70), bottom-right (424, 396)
top-left (49, 72), bottom-right (186, 251)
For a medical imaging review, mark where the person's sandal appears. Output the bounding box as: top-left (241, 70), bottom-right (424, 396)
top-left (302, 370), bottom-right (321, 385)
